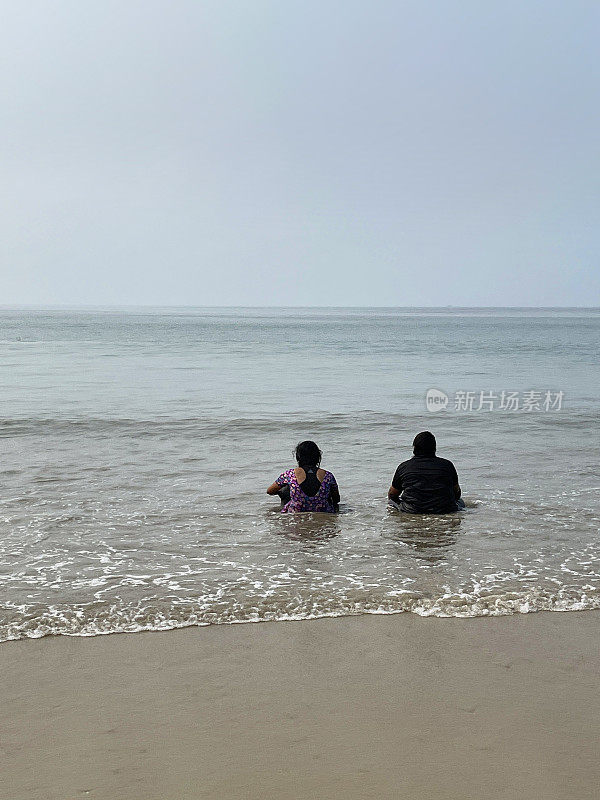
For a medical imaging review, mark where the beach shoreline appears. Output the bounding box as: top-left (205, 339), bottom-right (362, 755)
top-left (2, 610), bottom-right (599, 800)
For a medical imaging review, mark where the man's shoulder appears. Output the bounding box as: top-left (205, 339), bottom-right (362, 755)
top-left (396, 456), bottom-right (457, 473)
top-left (434, 456), bottom-right (457, 471)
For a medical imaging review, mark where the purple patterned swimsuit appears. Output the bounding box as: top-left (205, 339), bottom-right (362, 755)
top-left (275, 468), bottom-right (338, 513)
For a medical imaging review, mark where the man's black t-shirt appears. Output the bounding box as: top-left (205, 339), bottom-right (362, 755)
top-left (392, 455), bottom-right (459, 514)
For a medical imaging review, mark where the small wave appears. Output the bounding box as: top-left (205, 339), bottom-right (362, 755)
top-left (0, 411), bottom-right (389, 438)
top-left (2, 587), bottom-right (600, 643)
top-left (0, 411), bottom-right (433, 448)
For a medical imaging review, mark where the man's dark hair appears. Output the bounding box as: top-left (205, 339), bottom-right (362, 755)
top-left (413, 431), bottom-right (436, 456)
top-left (294, 440), bottom-right (322, 468)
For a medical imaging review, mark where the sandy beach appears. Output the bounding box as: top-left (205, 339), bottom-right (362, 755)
top-left (2, 610), bottom-right (599, 800)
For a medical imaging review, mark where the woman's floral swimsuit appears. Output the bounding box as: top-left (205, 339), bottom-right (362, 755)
top-left (275, 468), bottom-right (338, 513)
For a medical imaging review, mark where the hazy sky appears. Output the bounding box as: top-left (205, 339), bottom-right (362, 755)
top-left (1, 0), bottom-right (599, 306)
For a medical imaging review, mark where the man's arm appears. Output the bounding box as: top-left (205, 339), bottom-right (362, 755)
top-left (449, 462), bottom-right (461, 500)
top-left (388, 485), bottom-right (401, 502)
top-left (388, 466), bottom-right (402, 502)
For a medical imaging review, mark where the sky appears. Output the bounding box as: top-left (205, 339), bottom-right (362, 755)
top-left (1, 0), bottom-right (599, 307)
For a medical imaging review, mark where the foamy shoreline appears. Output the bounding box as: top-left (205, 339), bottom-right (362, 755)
top-left (2, 610), bottom-right (599, 799)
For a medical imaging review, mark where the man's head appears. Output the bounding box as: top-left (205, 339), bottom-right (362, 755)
top-left (413, 431), bottom-right (436, 456)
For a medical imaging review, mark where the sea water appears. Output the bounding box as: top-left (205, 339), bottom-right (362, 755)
top-left (1, 307), bottom-right (599, 640)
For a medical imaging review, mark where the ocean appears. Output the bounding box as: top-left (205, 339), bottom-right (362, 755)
top-left (1, 307), bottom-right (599, 641)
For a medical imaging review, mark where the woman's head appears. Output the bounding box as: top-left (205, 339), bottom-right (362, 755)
top-left (294, 440), bottom-right (322, 468)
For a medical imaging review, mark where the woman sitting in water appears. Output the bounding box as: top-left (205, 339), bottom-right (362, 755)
top-left (267, 440), bottom-right (340, 513)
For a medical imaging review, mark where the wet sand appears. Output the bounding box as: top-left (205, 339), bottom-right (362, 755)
top-left (2, 611), bottom-right (599, 800)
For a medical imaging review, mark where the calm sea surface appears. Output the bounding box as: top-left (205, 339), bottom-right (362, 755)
top-left (1, 307), bottom-right (599, 641)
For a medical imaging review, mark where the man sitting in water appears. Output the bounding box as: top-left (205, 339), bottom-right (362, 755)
top-left (387, 431), bottom-right (464, 513)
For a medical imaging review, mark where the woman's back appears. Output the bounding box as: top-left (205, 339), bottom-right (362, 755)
top-left (275, 467), bottom-right (338, 513)
top-left (267, 440), bottom-right (340, 513)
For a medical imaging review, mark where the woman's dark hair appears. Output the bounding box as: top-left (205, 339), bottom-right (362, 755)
top-left (294, 440), bottom-right (322, 468)
top-left (413, 431), bottom-right (436, 456)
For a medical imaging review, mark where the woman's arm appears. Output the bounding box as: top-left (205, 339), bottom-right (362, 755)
top-left (329, 482), bottom-right (340, 505)
top-left (267, 470), bottom-right (289, 495)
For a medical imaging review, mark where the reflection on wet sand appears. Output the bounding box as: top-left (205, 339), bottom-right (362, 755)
top-left (267, 509), bottom-right (341, 543)
top-left (384, 510), bottom-right (463, 561)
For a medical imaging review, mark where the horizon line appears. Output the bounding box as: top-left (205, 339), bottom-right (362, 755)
top-left (1, 304), bottom-right (599, 312)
